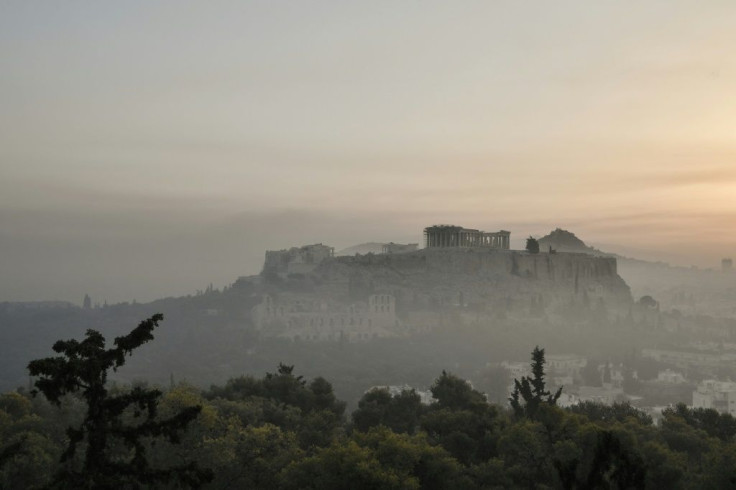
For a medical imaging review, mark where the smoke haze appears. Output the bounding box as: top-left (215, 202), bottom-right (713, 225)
top-left (3, 1), bottom-right (736, 301)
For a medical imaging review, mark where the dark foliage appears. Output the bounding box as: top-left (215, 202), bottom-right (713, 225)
top-left (509, 346), bottom-right (562, 418)
top-left (569, 401), bottom-right (653, 426)
top-left (352, 388), bottom-right (423, 434)
top-left (207, 363), bottom-right (346, 449)
top-left (526, 236), bottom-right (540, 254)
top-left (27, 314), bottom-right (212, 489)
top-left (8, 343), bottom-right (736, 489)
top-left (663, 402), bottom-right (736, 442)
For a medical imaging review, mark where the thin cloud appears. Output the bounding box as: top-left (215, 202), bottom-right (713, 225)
top-left (625, 167), bottom-right (736, 188)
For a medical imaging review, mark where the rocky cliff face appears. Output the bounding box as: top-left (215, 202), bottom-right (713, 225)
top-left (324, 248), bottom-right (631, 316)
top-left (253, 246), bottom-right (632, 340)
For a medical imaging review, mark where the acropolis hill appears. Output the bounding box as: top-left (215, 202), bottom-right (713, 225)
top-left (248, 225), bottom-right (632, 342)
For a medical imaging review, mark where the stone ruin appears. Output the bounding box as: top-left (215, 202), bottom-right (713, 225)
top-left (262, 243), bottom-right (334, 278)
top-left (252, 293), bottom-right (400, 342)
top-left (251, 224), bottom-right (631, 343)
top-left (424, 225), bottom-right (510, 249)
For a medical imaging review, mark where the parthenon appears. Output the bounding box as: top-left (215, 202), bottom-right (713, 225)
top-left (424, 225), bottom-right (510, 249)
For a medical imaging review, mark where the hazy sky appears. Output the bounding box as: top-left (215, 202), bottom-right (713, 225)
top-left (2, 2), bottom-right (736, 303)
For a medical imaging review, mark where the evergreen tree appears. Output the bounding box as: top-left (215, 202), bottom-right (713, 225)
top-left (525, 237), bottom-right (540, 254)
top-left (27, 314), bottom-right (212, 489)
top-left (509, 346), bottom-right (562, 418)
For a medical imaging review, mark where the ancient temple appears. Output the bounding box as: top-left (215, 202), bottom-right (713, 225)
top-left (424, 225), bottom-right (510, 249)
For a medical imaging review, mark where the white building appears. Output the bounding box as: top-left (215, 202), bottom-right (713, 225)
top-left (692, 380), bottom-right (736, 415)
top-left (546, 355), bottom-right (587, 375)
top-left (546, 355), bottom-right (587, 387)
top-left (500, 361), bottom-right (530, 381)
top-left (657, 369), bottom-right (686, 384)
top-left (577, 385), bottom-right (626, 405)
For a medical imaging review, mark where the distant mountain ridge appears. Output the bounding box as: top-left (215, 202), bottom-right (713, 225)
top-left (335, 242), bottom-right (386, 256)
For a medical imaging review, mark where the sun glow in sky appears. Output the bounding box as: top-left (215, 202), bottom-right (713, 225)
top-left (2, 1), bottom-right (736, 302)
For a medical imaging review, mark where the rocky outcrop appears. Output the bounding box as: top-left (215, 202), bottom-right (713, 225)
top-left (538, 228), bottom-right (603, 255)
top-left (254, 245), bottom-right (633, 340)
top-left (323, 248), bottom-right (631, 319)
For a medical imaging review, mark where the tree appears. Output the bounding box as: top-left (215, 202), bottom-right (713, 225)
top-left (430, 371), bottom-right (486, 412)
top-left (352, 388), bottom-right (423, 435)
top-left (569, 401), bottom-right (652, 426)
top-left (279, 440), bottom-right (411, 490)
top-left (526, 237), bottom-right (540, 254)
top-left (27, 314), bottom-right (212, 489)
top-left (638, 295), bottom-right (658, 309)
top-left (207, 364), bottom-right (346, 449)
top-left (663, 403), bottom-right (736, 442)
top-left (280, 428), bottom-right (468, 490)
top-left (584, 430), bottom-right (646, 489)
top-left (498, 419), bottom-right (555, 486)
top-left (0, 392), bottom-right (61, 489)
top-left (420, 372), bottom-right (504, 466)
top-left (509, 346), bottom-right (562, 418)
top-left (352, 427), bottom-right (468, 490)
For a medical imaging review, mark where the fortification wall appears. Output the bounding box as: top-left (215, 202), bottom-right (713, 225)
top-left (255, 246), bottom-right (633, 341)
top-left (330, 248), bottom-right (631, 311)
top-left (334, 249), bottom-right (619, 282)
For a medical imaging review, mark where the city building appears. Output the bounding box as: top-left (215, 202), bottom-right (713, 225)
top-left (692, 380), bottom-right (736, 415)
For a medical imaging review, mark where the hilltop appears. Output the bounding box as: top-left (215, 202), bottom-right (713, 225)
top-left (536, 228), bottom-right (736, 319)
top-left (251, 242), bottom-right (633, 346)
top-left (3, 230), bottom-right (735, 408)
top-left (538, 228), bottom-right (606, 255)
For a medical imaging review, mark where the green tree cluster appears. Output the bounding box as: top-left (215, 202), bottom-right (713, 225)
top-left (8, 320), bottom-right (736, 489)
